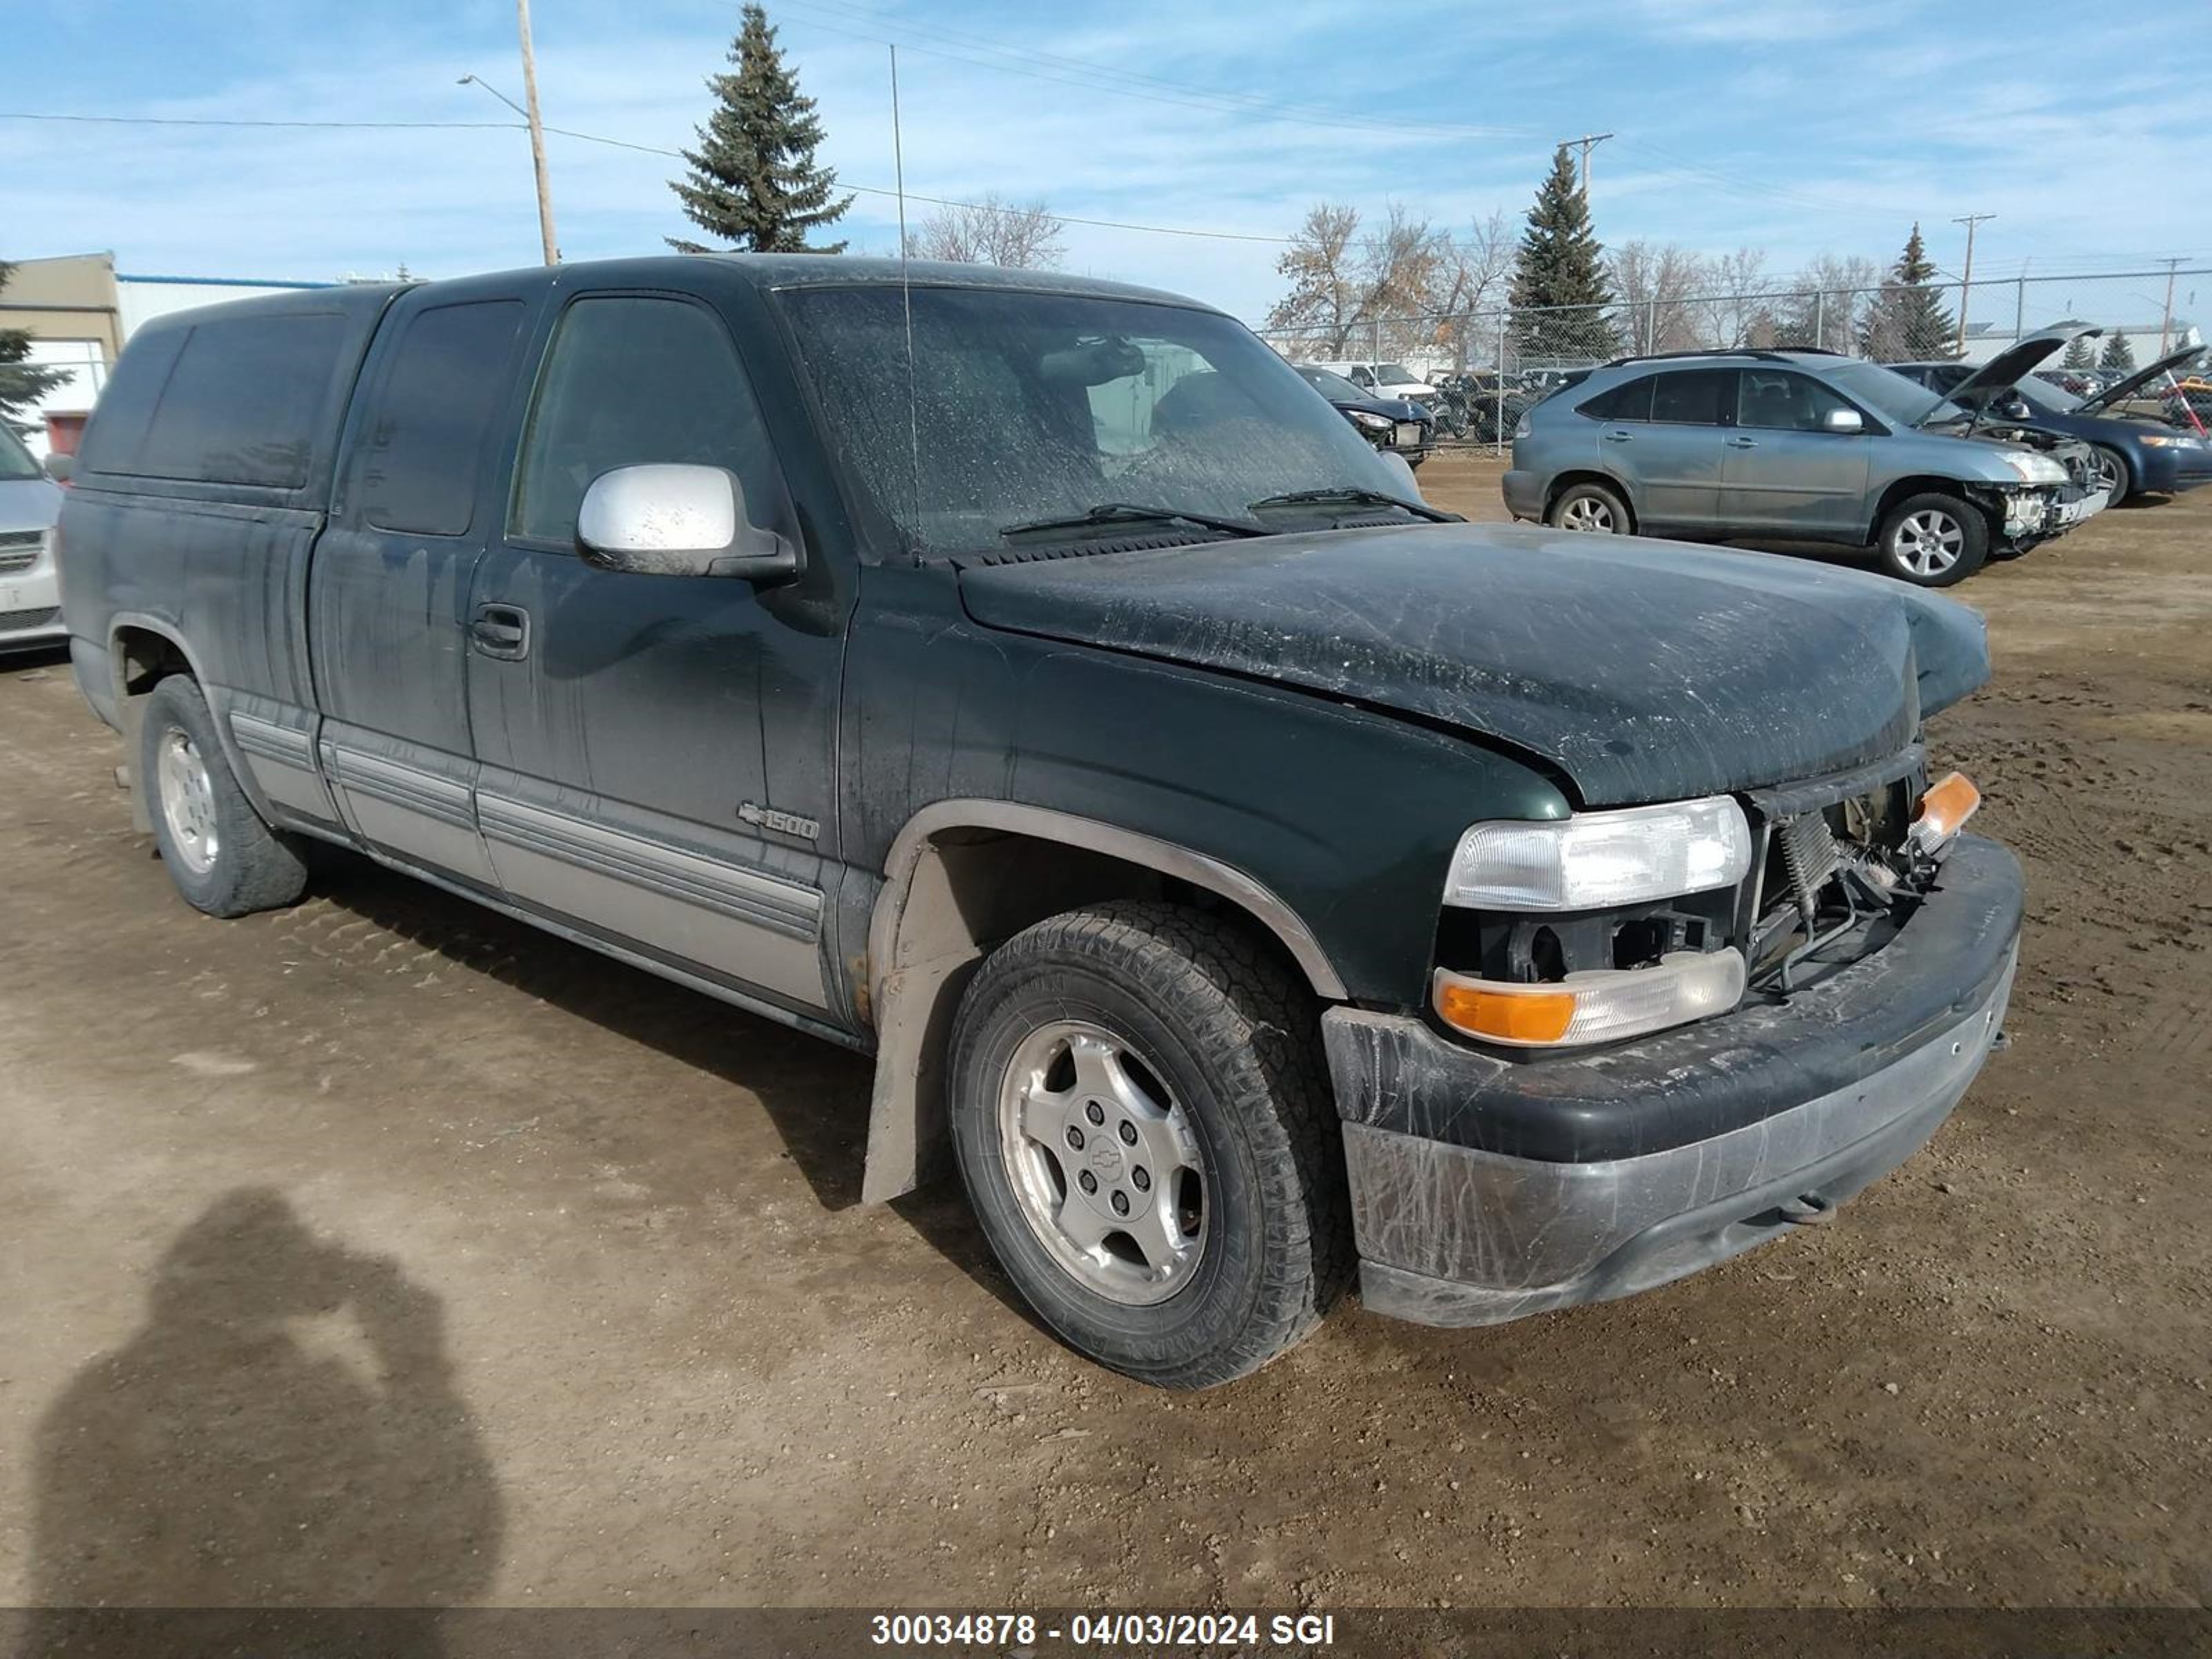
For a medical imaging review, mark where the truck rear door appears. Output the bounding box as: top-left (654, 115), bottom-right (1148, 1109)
top-left (307, 275), bottom-right (541, 887)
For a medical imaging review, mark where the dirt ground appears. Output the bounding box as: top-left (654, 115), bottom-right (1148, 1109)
top-left (2, 458), bottom-right (2208, 1622)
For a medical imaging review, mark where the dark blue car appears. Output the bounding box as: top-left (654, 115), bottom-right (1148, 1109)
top-left (1894, 326), bottom-right (2211, 503)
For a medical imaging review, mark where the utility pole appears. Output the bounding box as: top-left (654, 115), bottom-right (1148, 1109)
top-left (460, 59), bottom-right (559, 264)
top-left (2157, 256), bottom-right (2184, 355)
top-left (1951, 212), bottom-right (1994, 356)
top-left (515, 0), bottom-right (559, 264)
top-left (1561, 132), bottom-right (1614, 198)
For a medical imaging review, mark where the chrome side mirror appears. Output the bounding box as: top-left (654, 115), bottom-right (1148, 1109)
top-left (1822, 407), bottom-right (1865, 434)
top-left (577, 463), bottom-right (799, 583)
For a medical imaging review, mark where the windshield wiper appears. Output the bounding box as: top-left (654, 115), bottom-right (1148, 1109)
top-left (997, 501), bottom-right (1268, 541)
top-left (1246, 487), bottom-right (1459, 523)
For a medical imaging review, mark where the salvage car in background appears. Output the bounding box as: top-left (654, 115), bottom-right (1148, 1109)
top-left (0, 422), bottom-right (65, 653)
top-left (1300, 359), bottom-right (1438, 409)
top-left (1892, 328), bottom-right (2212, 503)
top-left (1506, 348), bottom-right (2106, 585)
top-left (1294, 364), bottom-right (1434, 467)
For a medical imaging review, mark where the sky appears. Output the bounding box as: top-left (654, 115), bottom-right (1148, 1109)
top-left (7, 0), bottom-right (2209, 325)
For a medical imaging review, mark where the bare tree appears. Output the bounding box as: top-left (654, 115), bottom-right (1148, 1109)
top-left (1429, 209), bottom-right (1515, 366)
top-left (1698, 246), bottom-right (1771, 348)
top-left (1358, 203), bottom-right (1453, 358)
top-left (1264, 202), bottom-right (1366, 355)
top-left (906, 193), bottom-right (1065, 268)
top-left (1607, 240), bottom-right (1712, 353)
top-left (1773, 253), bottom-right (1882, 352)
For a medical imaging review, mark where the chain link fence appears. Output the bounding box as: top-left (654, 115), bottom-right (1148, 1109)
top-left (1255, 268), bottom-right (2211, 451)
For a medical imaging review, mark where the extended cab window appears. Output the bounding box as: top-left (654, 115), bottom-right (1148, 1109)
top-left (97, 312), bottom-right (344, 488)
top-left (512, 296), bottom-right (773, 545)
top-left (353, 300), bottom-right (525, 536)
top-left (1580, 376), bottom-right (1653, 421)
top-left (1650, 369), bottom-right (1734, 426)
top-left (1735, 369), bottom-right (1854, 432)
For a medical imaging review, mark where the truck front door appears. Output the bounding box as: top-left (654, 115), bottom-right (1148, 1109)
top-left (463, 288), bottom-right (847, 1020)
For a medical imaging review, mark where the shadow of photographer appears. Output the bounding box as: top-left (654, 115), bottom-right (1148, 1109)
top-left (21, 1187), bottom-right (502, 1657)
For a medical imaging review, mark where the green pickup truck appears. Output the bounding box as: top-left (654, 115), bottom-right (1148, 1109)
top-left (59, 255), bottom-right (2019, 1388)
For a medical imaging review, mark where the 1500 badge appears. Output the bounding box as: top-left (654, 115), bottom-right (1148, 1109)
top-left (738, 800), bottom-right (819, 841)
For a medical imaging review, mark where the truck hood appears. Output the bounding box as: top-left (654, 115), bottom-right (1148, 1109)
top-left (957, 523), bottom-right (1989, 807)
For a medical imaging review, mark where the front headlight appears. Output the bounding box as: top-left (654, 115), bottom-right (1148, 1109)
top-left (2138, 433), bottom-right (2195, 449)
top-left (1349, 409), bottom-right (1393, 431)
top-left (1443, 796), bottom-right (1752, 910)
top-left (1999, 451), bottom-right (2068, 485)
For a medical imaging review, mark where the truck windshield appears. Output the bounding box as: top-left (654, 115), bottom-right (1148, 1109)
top-left (0, 424), bottom-right (41, 482)
top-left (778, 284), bottom-right (1407, 558)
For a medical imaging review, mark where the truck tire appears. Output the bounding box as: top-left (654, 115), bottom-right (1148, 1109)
top-left (947, 901), bottom-right (1350, 1389)
top-left (140, 674), bottom-right (310, 917)
top-left (1875, 491), bottom-right (1988, 587)
top-left (1546, 480), bottom-right (1631, 534)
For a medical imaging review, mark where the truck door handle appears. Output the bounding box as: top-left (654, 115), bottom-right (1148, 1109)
top-left (1725, 436), bottom-right (1759, 448)
top-left (470, 603), bottom-right (530, 659)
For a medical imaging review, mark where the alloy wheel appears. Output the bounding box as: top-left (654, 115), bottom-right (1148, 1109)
top-left (1893, 508), bottom-right (1964, 577)
top-left (997, 1020), bottom-right (1206, 1305)
top-left (1559, 496), bottom-right (1615, 532)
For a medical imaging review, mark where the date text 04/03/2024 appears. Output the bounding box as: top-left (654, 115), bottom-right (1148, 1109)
top-left (868, 1611), bottom-right (1338, 1647)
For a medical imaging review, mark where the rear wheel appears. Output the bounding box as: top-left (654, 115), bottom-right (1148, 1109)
top-left (948, 901), bottom-right (1349, 1389)
top-left (140, 675), bottom-right (310, 917)
top-left (1875, 491), bottom-right (1988, 587)
top-left (1547, 480), bottom-right (1631, 534)
top-left (2090, 445), bottom-right (2132, 501)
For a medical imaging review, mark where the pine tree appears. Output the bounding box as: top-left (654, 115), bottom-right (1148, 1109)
top-left (668, 4), bottom-right (853, 254)
top-left (1510, 147), bottom-right (1616, 363)
top-left (1858, 225), bottom-right (1957, 361)
top-left (2100, 330), bottom-right (2136, 371)
top-left (0, 259), bottom-right (68, 427)
top-left (2061, 332), bottom-right (2096, 371)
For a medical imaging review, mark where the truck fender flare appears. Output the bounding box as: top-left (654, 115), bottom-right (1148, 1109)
top-left (859, 799), bottom-right (1345, 1203)
top-left (104, 613), bottom-right (276, 834)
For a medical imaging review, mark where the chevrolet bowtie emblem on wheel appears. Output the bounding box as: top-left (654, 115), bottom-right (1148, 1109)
top-left (737, 801), bottom-right (819, 841)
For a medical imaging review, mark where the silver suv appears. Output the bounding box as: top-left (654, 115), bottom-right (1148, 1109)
top-left (1503, 348), bottom-right (2106, 585)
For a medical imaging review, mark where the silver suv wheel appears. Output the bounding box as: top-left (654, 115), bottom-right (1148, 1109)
top-left (1559, 495), bottom-right (1616, 532)
top-left (997, 1019), bottom-right (1206, 1306)
top-left (1891, 507), bottom-right (1965, 577)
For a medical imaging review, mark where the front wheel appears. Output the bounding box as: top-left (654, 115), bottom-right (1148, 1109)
top-left (1875, 492), bottom-right (1989, 586)
top-left (947, 902), bottom-right (1349, 1389)
top-left (140, 675), bottom-right (310, 917)
top-left (2090, 445), bottom-right (2132, 502)
top-left (1547, 480), bottom-right (1631, 534)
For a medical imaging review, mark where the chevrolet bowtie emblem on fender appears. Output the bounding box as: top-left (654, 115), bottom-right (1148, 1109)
top-left (737, 801), bottom-right (820, 841)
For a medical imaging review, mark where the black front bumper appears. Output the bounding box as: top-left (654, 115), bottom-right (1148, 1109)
top-left (1323, 834), bottom-right (2024, 1327)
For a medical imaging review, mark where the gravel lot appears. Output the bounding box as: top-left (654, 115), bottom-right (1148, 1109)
top-left (3, 459), bottom-right (2207, 1617)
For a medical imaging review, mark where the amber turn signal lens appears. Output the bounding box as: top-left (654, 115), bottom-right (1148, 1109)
top-left (1910, 771), bottom-right (1981, 852)
top-left (1433, 978), bottom-right (1577, 1044)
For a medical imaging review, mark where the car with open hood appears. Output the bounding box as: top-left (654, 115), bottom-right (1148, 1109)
top-left (1292, 363), bottom-right (1434, 466)
top-left (1891, 326), bottom-right (2212, 502)
top-left (1504, 346), bottom-right (2106, 585)
top-left (59, 257), bottom-right (2021, 1388)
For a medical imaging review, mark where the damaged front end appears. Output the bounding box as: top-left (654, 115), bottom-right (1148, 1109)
top-left (1327, 745), bottom-right (2023, 1329)
top-left (1959, 427), bottom-right (2107, 550)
